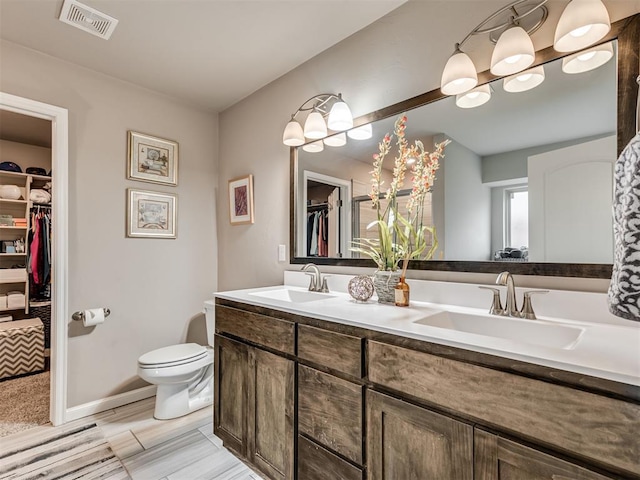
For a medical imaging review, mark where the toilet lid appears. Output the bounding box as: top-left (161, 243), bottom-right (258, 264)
top-left (138, 343), bottom-right (207, 368)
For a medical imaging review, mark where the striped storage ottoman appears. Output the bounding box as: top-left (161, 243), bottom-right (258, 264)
top-left (0, 318), bottom-right (45, 380)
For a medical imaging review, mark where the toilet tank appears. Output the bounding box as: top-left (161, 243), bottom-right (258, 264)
top-left (203, 300), bottom-right (215, 347)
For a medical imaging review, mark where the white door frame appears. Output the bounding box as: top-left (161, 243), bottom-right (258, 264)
top-left (0, 92), bottom-right (69, 426)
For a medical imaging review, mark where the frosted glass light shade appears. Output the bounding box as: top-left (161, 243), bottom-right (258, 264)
top-left (554, 0), bottom-right (610, 52)
top-left (304, 111), bottom-right (327, 139)
top-left (503, 65), bottom-right (545, 92)
top-left (455, 84), bottom-right (491, 109)
top-left (327, 101), bottom-right (353, 131)
top-left (282, 119), bottom-right (305, 146)
top-left (324, 132), bottom-right (347, 147)
top-left (562, 42), bottom-right (613, 74)
top-left (347, 123), bottom-right (373, 140)
top-left (441, 51), bottom-right (478, 95)
top-left (491, 26), bottom-right (535, 76)
top-left (302, 140), bottom-right (324, 153)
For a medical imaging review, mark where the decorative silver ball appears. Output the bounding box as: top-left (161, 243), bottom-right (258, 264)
top-left (348, 275), bottom-right (375, 302)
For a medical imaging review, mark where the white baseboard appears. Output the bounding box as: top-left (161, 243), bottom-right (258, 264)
top-left (64, 385), bottom-right (157, 423)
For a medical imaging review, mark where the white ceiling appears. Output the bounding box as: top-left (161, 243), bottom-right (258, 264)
top-left (0, 0), bottom-right (407, 112)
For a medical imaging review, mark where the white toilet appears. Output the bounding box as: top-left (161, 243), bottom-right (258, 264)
top-left (137, 300), bottom-right (216, 420)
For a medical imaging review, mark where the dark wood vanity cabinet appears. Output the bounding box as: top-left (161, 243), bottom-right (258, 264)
top-left (215, 300), bottom-right (639, 480)
top-left (214, 306), bottom-right (295, 480)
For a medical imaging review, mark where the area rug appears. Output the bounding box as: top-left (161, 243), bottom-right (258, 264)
top-left (0, 422), bottom-right (130, 479)
top-left (0, 371), bottom-right (50, 438)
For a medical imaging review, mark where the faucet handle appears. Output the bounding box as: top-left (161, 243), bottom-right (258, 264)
top-left (478, 286), bottom-right (504, 316)
top-left (320, 276), bottom-right (330, 293)
top-left (305, 273), bottom-right (317, 292)
top-left (520, 290), bottom-right (549, 320)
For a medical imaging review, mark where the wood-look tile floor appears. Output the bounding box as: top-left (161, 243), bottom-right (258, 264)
top-left (1, 397), bottom-right (263, 480)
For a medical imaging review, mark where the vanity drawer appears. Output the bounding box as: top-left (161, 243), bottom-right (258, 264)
top-left (215, 305), bottom-right (295, 355)
top-left (298, 435), bottom-right (363, 480)
top-left (297, 324), bottom-right (363, 378)
top-left (298, 364), bottom-right (363, 464)
top-left (368, 341), bottom-right (640, 477)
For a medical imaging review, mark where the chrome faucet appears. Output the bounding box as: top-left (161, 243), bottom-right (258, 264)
top-left (301, 263), bottom-right (329, 293)
top-left (495, 271), bottom-right (520, 317)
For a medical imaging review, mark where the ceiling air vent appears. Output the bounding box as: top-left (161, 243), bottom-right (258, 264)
top-left (58, 0), bottom-right (119, 40)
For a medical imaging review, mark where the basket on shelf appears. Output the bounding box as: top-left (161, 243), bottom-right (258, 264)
top-left (29, 300), bottom-right (51, 349)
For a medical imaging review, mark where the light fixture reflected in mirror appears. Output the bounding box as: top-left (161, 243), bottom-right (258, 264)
top-left (562, 42), bottom-right (614, 74)
top-left (455, 84), bottom-right (491, 108)
top-left (504, 65), bottom-right (545, 92)
top-left (282, 93), bottom-right (354, 147)
top-left (302, 140), bottom-right (324, 153)
top-left (347, 123), bottom-right (373, 140)
top-left (323, 132), bottom-right (347, 147)
top-left (554, 0), bottom-right (611, 52)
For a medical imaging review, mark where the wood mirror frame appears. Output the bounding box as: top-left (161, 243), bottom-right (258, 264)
top-left (290, 14), bottom-right (639, 278)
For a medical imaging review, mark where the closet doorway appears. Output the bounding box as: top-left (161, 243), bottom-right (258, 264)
top-left (301, 171), bottom-right (351, 259)
top-left (0, 92), bottom-right (69, 427)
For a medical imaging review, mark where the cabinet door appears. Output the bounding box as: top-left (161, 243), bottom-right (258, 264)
top-left (367, 390), bottom-right (473, 480)
top-left (214, 335), bottom-right (248, 455)
top-left (474, 429), bottom-right (617, 480)
top-left (248, 348), bottom-right (294, 480)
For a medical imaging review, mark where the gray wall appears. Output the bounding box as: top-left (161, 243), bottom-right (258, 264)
top-left (440, 136), bottom-right (491, 261)
top-left (218, 1), bottom-right (637, 293)
top-left (0, 40), bottom-right (219, 407)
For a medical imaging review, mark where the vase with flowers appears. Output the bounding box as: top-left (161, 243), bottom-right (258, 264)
top-left (351, 115), bottom-right (450, 304)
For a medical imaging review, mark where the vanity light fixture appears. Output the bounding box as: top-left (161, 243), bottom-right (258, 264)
top-left (441, 0), bottom-right (610, 97)
top-left (503, 65), bottom-right (545, 92)
top-left (441, 0), bottom-right (548, 96)
top-left (554, 0), bottom-right (611, 53)
top-left (490, 24), bottom-right (535, 76)
top-left (561, 42), bottom-right (614, 74)
top-left (282, 93), bottom-right (354, 147)
top-left (455, 84), bottom-right (492, 108)
top-left (441, 47), bottom-right (478, 95)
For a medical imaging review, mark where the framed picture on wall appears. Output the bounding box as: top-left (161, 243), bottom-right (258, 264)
top-left (126, 188), bottom-right (177, 238)
top-left (228, 174), bottom-right (254, 225)
top-left (127, 131), bottom-right (178, 186)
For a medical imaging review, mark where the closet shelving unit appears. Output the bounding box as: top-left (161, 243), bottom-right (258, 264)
top-left (0, 170), bottom-right (52, 315)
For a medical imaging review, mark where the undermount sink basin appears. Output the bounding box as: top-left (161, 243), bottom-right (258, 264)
top-left (414, 311), bottom-right (584, 350)
top-left (248, 288), bottom-right (336, 303)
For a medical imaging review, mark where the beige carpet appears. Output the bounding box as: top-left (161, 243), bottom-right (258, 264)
top-left (0, 370), bottom-right (50, 437)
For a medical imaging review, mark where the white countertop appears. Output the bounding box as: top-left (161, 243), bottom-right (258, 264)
top-left (214, 272), bottom-right (640, 387)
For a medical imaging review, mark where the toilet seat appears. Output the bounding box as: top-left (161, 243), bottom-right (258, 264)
top-left (138, 343), bottom-right (208, 369)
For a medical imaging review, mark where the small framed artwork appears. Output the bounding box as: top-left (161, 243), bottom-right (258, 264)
top-left (127, 189), bottom-right (177, 239)
top-left (228, 174), bottom-right (254, 225)
top-left (127, 131), bottom-right (178, 186)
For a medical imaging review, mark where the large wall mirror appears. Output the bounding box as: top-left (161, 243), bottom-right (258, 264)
top-left (290, 15), bottom-right (639, 278)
